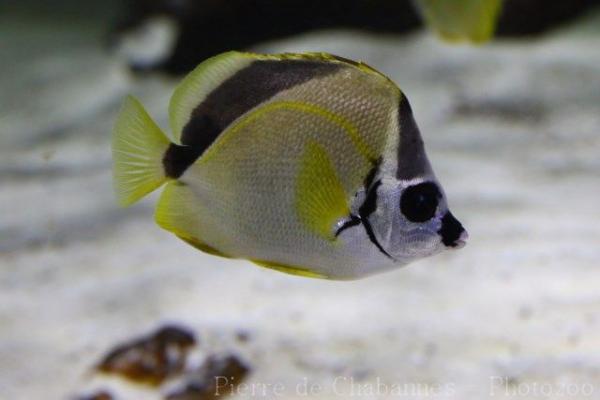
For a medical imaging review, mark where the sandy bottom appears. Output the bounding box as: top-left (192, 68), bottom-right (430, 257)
top-left (1, 11), bottom-right (600, 400)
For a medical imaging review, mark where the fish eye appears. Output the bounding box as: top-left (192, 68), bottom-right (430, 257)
top-left (400, 182), bottom-right (441, 222)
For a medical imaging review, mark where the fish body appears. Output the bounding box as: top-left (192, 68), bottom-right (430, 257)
top-left (112, 51), bottom-right (467, 279)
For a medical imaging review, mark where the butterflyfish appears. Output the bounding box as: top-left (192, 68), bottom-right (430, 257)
top-left (112, 51), bottom-right (467, 279)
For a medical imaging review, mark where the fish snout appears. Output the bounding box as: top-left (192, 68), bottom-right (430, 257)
top-left (438, 212), bottom-right (468, 249)
top-left (451, 229), bottom-right (469, 249)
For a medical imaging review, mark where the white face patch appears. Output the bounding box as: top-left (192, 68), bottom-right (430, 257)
top-left (368, 176), bottom-right (450, 262)
top-left (116, 16), bottom-right (179, 69)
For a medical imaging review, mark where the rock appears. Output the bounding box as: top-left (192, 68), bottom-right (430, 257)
top-left (165, 354), bottom-right (251, 400)
top-left (234, 330), bottom-right (251, 344)
top-left (74, 390), bottom-right (115, 400)
top-left (96, 325), bottom-right (196, 386)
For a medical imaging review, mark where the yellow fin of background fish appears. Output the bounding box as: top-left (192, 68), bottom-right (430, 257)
top-left (155, 181), bottom-right (229, 257)
top-left (168, 51), bottom-right (253, 144)
top-left (416, 0), bottom-right (503, 43)
top-left (295, 141), bottom-right (349, 241)
top-left (112, 96), bottom-right (170, 206)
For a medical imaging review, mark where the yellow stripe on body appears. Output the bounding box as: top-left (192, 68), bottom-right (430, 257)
top-left (198, 100), bottom-right (378, 165)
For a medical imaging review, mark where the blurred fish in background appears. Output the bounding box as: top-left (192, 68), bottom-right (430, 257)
top-left (111, 0), bottom-right (600, 74)
top-left (110, 0), bottom-right (421, 74)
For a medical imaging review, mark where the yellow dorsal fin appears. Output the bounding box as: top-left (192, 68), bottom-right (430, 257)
top-left (295, 141), bottom-right (349, 241)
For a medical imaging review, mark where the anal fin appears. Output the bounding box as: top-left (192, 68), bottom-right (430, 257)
top-left (177, 235), bottom-right (230, 258)
top-left (155, 181), bottom-right (229, 258)
top-left (251, 259), bottom-right (328, 279)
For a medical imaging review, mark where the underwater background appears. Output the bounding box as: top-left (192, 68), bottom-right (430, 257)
top-left (1, 1), bottom-right (600, 399)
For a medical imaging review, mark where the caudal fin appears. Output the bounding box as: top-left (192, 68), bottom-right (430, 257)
top-left (112, 95), bottom-right (171, 206)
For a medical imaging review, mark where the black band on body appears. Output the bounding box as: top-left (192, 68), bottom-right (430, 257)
top-left (335, 161), bottom-right (392, 259)
top-left (358, 165), bottom-right (393, 259)
top-left (163, 59), bottom-right (341, 178)
top-left (396, 95), bottom-right (430, 180)
top-left (359, 180), bottom-right (393, 259)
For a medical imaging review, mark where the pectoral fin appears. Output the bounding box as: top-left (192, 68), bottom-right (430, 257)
top-left (295, 141), bottom-right (349, 241)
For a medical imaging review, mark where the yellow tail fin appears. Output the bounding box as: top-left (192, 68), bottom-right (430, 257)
top-left (112, 96), bottom-right (171, 206)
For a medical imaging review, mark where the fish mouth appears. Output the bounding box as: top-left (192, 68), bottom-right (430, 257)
top-left (438, 212), bottom-right (468, 249)
top-left (451, 230), bottom-right (469, 249)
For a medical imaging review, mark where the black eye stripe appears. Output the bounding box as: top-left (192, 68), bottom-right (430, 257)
top-left (400, 182), bottom-right (441, 222)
